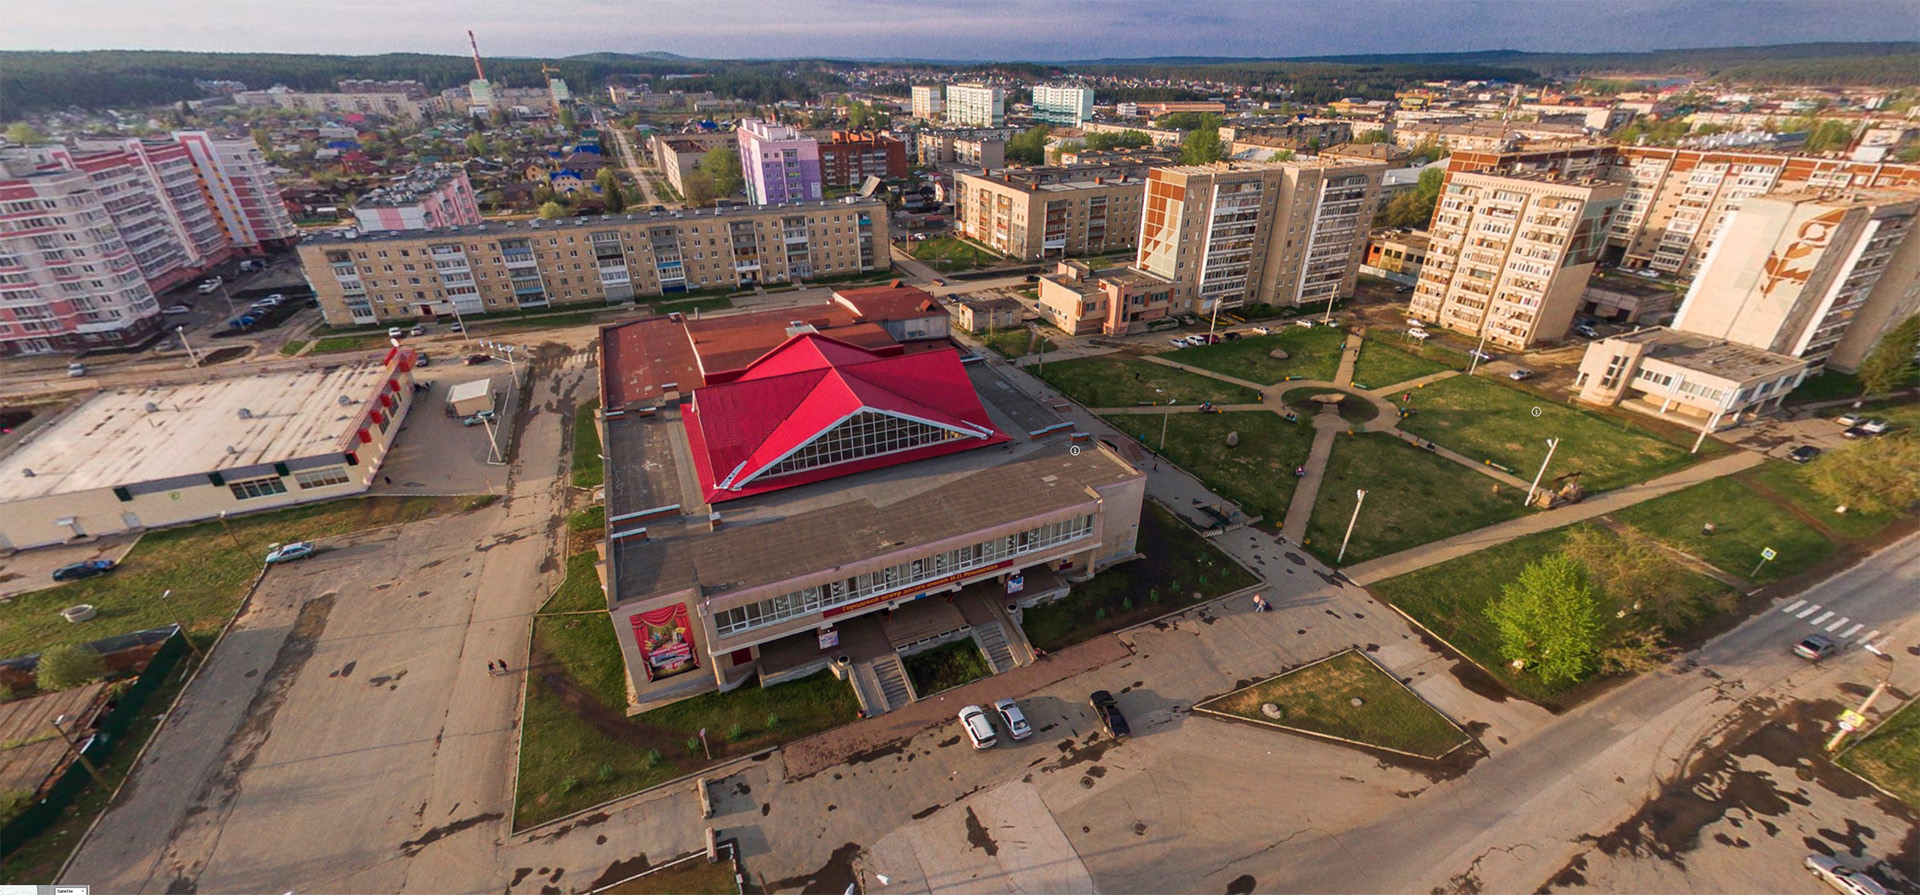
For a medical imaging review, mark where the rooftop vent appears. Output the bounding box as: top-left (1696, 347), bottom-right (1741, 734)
top-left (21, 468), bottom-right (33, 478)
top-left (237, 407), bottom-right (253, 419)
top-left (226, 445), bottom-right (238, 454)
top-left (144, 402), bottom-right (159, 413)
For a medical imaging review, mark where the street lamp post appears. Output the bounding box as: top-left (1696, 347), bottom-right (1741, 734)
top-left (176, 325), bottom-right (202, 368)
top-left (1524, 437), bottom-right (1561, 507)
top-left (1337, 489), bottom-right (1368, 563)
top-left (156, 589), bottom-right (205, 659)
top-left (1827, 644), bottom-right (1895, 752)
top-left (1160, 400), bottom-right (1175, 450)
top-left (51, 714), bottom-right (109, 789)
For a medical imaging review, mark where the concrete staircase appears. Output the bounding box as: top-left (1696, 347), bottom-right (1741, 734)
top-left (972, 622), bottom-right (1018, 674)
top-left (869, 653), bottom-right (916, 713)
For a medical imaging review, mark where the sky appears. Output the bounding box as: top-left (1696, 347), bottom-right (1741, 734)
top-left (4, 0), bottom-right (1916, 61)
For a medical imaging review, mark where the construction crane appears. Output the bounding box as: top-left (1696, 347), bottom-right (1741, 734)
top-left (467, 30), bottom-right (486, 82)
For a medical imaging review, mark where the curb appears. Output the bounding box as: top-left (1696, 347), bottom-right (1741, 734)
top-left (1190, 647), bottom-right (1471, 761)
top-left (511, 747), bottom-right (778, 838)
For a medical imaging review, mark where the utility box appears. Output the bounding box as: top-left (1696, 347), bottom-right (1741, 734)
top-left (446, 378), bottom-right (495, 418)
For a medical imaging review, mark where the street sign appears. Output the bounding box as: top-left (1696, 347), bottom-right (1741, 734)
top-left (1840, 709), bottom-right (1868, 729)
top-left (1761, 547), bottom-right (1778, 561)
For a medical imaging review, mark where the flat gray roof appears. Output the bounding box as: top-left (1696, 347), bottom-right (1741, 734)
top-left (303, 197), bottom-right (887, 245)
top-left (0, 364), bottom-right (391, 501)
top-left (1616, 327), bottom-right (1808, 382)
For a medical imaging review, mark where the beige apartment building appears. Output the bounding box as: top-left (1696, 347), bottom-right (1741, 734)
top-left (299, 200), bottom-right (889, 325)
top-left (945, 84), bottom-right (1005, 127)
top-left (954, 167), bottom-right (1147, 261)
top-left (1136, 159), bottom-right (1387, 314)
top-left (1035, 260), bottom-right (1177, 335)
top-left (1408, 170), bottom-right (1625, 348)
top-left (1671, 189), bottom-right (1920, 372)
top-left (911, 85), bottom-right (945, 121)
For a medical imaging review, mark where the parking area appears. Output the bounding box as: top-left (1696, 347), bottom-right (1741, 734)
top-left (373, 365), bottom-right (518, 496)
top-left (0, 532), bottom-right (143, 602)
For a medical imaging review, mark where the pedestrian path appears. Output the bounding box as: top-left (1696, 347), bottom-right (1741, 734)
top-left (1342, 450), bottom-right (1766, 585)
top-left (1372, 369), bottom-right (1460, 395)
top-left (1333, 331), bottom-right (1362, 387)
top-left (1280, 416), bottom-right (1342, 543)
top-left (1775, 597), bottom-right (1885, 651)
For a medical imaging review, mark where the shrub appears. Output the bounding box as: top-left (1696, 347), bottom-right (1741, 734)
top-left (727, 723), bottom-right (746, 741)
top-left (35, 643), bottom-right (107, 691)
top-left (0, 787), bottom-right (33, 825)
top-left (559, 776), bottom-right (582, 794)
top-left (595, 763), bottom-right (616, 782)
top-left (686, 737), bottom-right (702, 755)
top-left (644, 749), bottom-right (663, 768)
top-left (766, 712), bottom-right (780, 730)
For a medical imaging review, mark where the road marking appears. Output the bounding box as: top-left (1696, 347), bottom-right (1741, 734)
top-left (1811, 611), bottom-right (1835, 625)
top-left (1796, 604), bottom-right (1821, 618)
top-left (1826, 616), bottom-right (1851, 633)
top-left (1861, 630), bottom-right (1882, 645)
top-left (1842, 623), bottom-right (1865, 638)
top-left (1781, 599), bottom-right (1807, 614)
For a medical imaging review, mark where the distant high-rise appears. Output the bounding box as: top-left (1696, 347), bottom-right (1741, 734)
top-left (945, 84), bottom-right (1005, 128)
top-left (1030, 85), bottom-right (1094, 126)
top-left (171, 131), bottom-right (299, 251)
top-left (735, 119), bottom-right (822, 206)
top-left (0, 156), bottom-right (164, 355)
top-left (911, 85), bottom-right (945, 121)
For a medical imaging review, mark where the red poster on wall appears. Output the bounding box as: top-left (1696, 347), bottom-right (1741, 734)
top-left (631, 603), bottom-right (699, 681)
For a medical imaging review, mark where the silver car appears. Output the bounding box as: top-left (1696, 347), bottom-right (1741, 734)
top-left (1805, 855), bottom-right (1888, 895)
top-left (993, 698), bottom-right (1032, 740)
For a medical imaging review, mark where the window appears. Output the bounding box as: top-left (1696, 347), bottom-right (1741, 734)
top-left (295, 466), bottom-right (352, 489)
top-left (229, 475), bottom-right (288, 500)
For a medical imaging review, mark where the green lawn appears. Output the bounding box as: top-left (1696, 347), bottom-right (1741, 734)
top-left (566, 505), bottom-right (606, 534)
top-left (1611, 476), bottom-right (1836, 584)
top-left (1743, 458), bottom-right (1901, 543)
top-left (1369, 524), bottom-right (1735, 704)
top-left (1787, 370), bottom-right (1864, 404)
top-left (519, 559), bottom-right (859, 828)
top-left (902, 640), bottom-right (992, 697)
top-left (1021, 503), bottom-right (1257, 653)
top-left (0, 496), bottom-right (481, 660)
top-left (1304, 433), bottom-right (1529, 565)
top-left (601, 856), bottom-right (740, 895)
top-left (1164, 327), bottom-right (1347, 384)
top-left (571, 399), bottom-right (604, 489)
top-left (1395, 375), bottom-right (1695, 491)
top-left (1350, 342), bottom-right (1451, 390)
top-left (1277, 387), bottom-right (1379, 427)
top-left (1104, 412), bottom-right (1316, 523)
top-left (1034, 356), bottom-right (1261, 408)
top-left (1197, 650), bottom-right (1469, 759)
top-left (980, 328), bottom-right (1055, 359)
top-left (1841, 698), bottom-right (1920, 809)
top-left (278, 339), bottom-right (310, 357)
top-left (911, 235), bottom-right (997, 271)
top-left (309, 333), bottom-right (389, 354)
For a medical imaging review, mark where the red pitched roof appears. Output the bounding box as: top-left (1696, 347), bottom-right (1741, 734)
top-left (683, 334), bottom-right (1006, 503)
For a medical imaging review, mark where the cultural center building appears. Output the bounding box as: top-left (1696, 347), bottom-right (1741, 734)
top-left (595, 283), bottom-right (1147, 713)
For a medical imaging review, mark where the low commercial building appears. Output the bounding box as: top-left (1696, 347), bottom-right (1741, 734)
top-left (0, 352), bottom-right (417, 550)
top-left (948, 295), bottom-right (1023, 334)
top-left (1363, 229), bottom-right (1429, 282)
top-left (1573, 327), bottom-right (1808, 429)
top-left (299, 200), bottom-right (890, 325)
top-left (594, 292), bottom-right (1145, 711)
top-left (817, 131), bottom-right (908, 188)
top-left (954, 166), bottom-right (1147, 261)
top-left (1082, 121), bottom-right (1186, 149)
top-left (351, 164), bottom-right (483, 232)
top-left (1035, 260), bottom-right (1176, 335)
top-left (1129, 101), bottom-right (1227, 117)
top-left (1581, 270), bottom-right (1679, 324)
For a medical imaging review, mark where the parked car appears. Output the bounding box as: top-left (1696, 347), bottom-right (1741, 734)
top-left (1508, 369), bottom-right (1536, 381)
top-left (163, 304), bottom-right (193, 316)
top-left (409, 325), bottom-right (426, 337)
top-left (930, 278), bottom-right (947, 287)
top-left (388, 326), bottom-right (405, 339)
top-left (196, 276), bottom-right (223, 294)
top-left (1294, 318), bottom-right (1317, 328)
top-left (264, 541), bottom-right (317, 564)
top-left (1842, 425), bottom-right (1875, 440)
top-left (465, 353), bottom-right (491, 365)
top-left (1633, 269), bottom-right (1663, 280)
top-left (1222, 331), bottom-right (1243, 341)
top-left (1394, 284), bottom-right (1412, 294)
top-left (958, 705), bottom-right (997, 750)
top-left (1024, 274), bottom-right (1040, 283)
top-left (1859, 419), bottom-right (1891, 435)
top-left (1406, 328), bottom-right (1431, 341)
top-left (1787, 445), bottom-right (1822, 464)
top-left (414, 353), bottom-right (432, 367)
top-left (1468, 349), bottom-right (1496, 362)
top-left (66, 362), bottom-right (86, 377)
top-left (52, 558), bottom-right (116, 581)
top-left (462, 410), bottom-right (497, 427)
top-left (1574, 324), bottom-right (1602, 339)
top-left (993, 698), bottom-right (1033, 740)
top-left (238, 258), bottom-right (266, 272)
top-left (1089, 690), bottom-right (1131, 738)
top-left (448, 322), bottom-right (465, 333)
top-left (1247, 326), bottom-right (1270, 336)
top-left (1805, 855), bottom-right (1889, 895)
top-left (1169, 337), bottom-right (1192, 348)
top-left (1793, 634), bottom-right (1839, 661)
top-left (1834, 412), bottom-right (1868, 428)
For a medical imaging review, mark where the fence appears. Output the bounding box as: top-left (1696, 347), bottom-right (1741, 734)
top-left (0, 628), bottom-right (191, 857)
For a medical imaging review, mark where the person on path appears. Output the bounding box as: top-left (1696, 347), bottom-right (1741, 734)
top-left (1253, 594), bottom-right (1270, 613)
top-left (497, 658), bottom-right (510, 672)
top-left (486, 661), bottom-right (498, 675)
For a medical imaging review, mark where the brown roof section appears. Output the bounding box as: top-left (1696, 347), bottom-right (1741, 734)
top-left (833, 282), bottom-right (946, 321)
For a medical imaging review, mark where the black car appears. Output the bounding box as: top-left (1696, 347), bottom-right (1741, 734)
top-left (1787, 445), bottom-right (1822, 464)
top-left (1089, 690), bottom-right (1130, 738)
top-left (465, 353), bottom-right (492, 365)
top-left (52, 559), bottom-right (116, 581)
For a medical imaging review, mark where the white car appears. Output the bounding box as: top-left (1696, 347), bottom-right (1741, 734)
top-left (1293, 318), bottom-right (1316, 328)
top-left (264, 541), bottom-right (317, 564)
top-left (1406, 328), bottom-right (1431, 341)
top-left (1247, 326), bottom-right (1270, 335)
top-left (993, 698), bottom-right (1032, 740)
top-left (958, 705), bottom-right (997, 750)
top-left (1805, 856), bottom-right (1888, 895)
top-left (163, 304), bottom-right (193, 316)
top-left (196, 277), bottom-right (223, 294)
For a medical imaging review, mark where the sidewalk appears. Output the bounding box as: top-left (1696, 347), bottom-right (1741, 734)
top-left (1342, 450), bottom-right (1766, 585)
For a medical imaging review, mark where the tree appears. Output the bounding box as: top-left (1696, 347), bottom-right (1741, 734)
top-left (1005, 125), bottom-right (1052, 165)
top-left (6, 122), bottom-right (48, 144)
top-left (1809, 433), bottom-right (1920, 514)
top-left (1486, 555), bottom-right (1602, 687)
top-left (465, 132), bottom-right (489, 157)
top-left (1267, 150), bottom-right (1295, 163)
top-left (1380, 167), bottom-right (1446, 228)
top-left (1562, 526), bottom-right (1728, 632)
top-left (558, 107), bottom-right (577, 133)
top-left (596, 168), bottom-right (627, 213)
top-left (35, 643), bottom-right (106, 691)
top-left (701, 146), bottom-right (743, 198)
top-left (1857, 313), bottom-right (1920, 396)
top-left (538, 200), bottom-right (568, 219)
top-left (683, 170), bottom-right (718, 206)
top-left (1354, 129), bottom-right (1390, 144)
top-left (1180, 126), bottom-right (1223, 165)
top-left (1083, 130), bottom-right (1151, 151)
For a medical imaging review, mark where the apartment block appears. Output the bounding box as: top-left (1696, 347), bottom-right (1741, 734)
top-left (1136, 159), bottom-right (1387, 314)
top-left (1408, 170), bottom-right (1625, 348)
top-left (1036, 259), bottom-right (1176, 335)
top-left (34, 147), bottom-right (193, 294)
top-left (650, 132), bottom-right (733, 197)
top-left (298, 199), bottom-right (890, 325)
top-left (70, 136), bottom-right (231, 276)
top-left (736, 119), bottom-right (822, 206)
top-left (817, 131), bottom-right (908, 188)
top-left (911, 85), bottom-right (945, 121)
top-left (1671, 189), bottom-right (1920, 372)
top-left (955, 166), bottom-right (1147, 261)
top-left (351, 164), bottom-right (482, 232)
top-left (172, 131), bottom-right (300, 251)
top-left (233, 89), bottom-right (433, 121)
top-left (0, 157), bottom-right (164, 356)
top-left (945, 84), bottom-right (1005, 128)
top-left (1031, 85), bottom-right (1095, 126)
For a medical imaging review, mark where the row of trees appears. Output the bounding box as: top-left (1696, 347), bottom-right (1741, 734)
top-left (682, 145), bottom-right (743, 206)
top-left (1378, 167), bottom-right (1446, 229)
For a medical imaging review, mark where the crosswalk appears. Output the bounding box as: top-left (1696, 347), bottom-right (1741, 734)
top-left (1779, 598), bottom-right (1883, 648)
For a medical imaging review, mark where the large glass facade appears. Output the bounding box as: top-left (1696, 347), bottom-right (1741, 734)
top-left (757, 411), bottom-right (970, 480)
top-left (713, 514), bottom-right (1094, 636)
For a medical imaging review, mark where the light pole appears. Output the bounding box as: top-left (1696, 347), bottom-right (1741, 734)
top-left (1692, 387), bottom-right (1735, 455)
top-left (1337, 489), bottom-right (1368, 563)
top-left (176, 325), bottom-right (202, 368)
top-left (1160, 400), bottom-right (1176, 450)
top-left (1524, 437), bottom-right (1561, 507)
top-left (448, 301), bottom-right (472, 344)
top-left (1827, 643), bottom-right (1895, 752)
top-left (1204, 295), bottom-right (1223, 342)
top-left (156, 589), bottom-right (205, 660)
top-left (51, 714), bottom-right (109, 789)
top-left (1466, 307), bottom-right (1516, 376)
top-left (215, 511), bottom-right (242, 550)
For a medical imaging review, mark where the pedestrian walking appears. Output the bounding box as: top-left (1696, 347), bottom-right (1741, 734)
top-left (383, 475), bottom-right (393, 485)
top-left (497, 658), bottom-right (509, 672)
top-left (486, 661), bottom-right (498, 676)
top-left (1702, 522), bottom-right (1717, 537)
